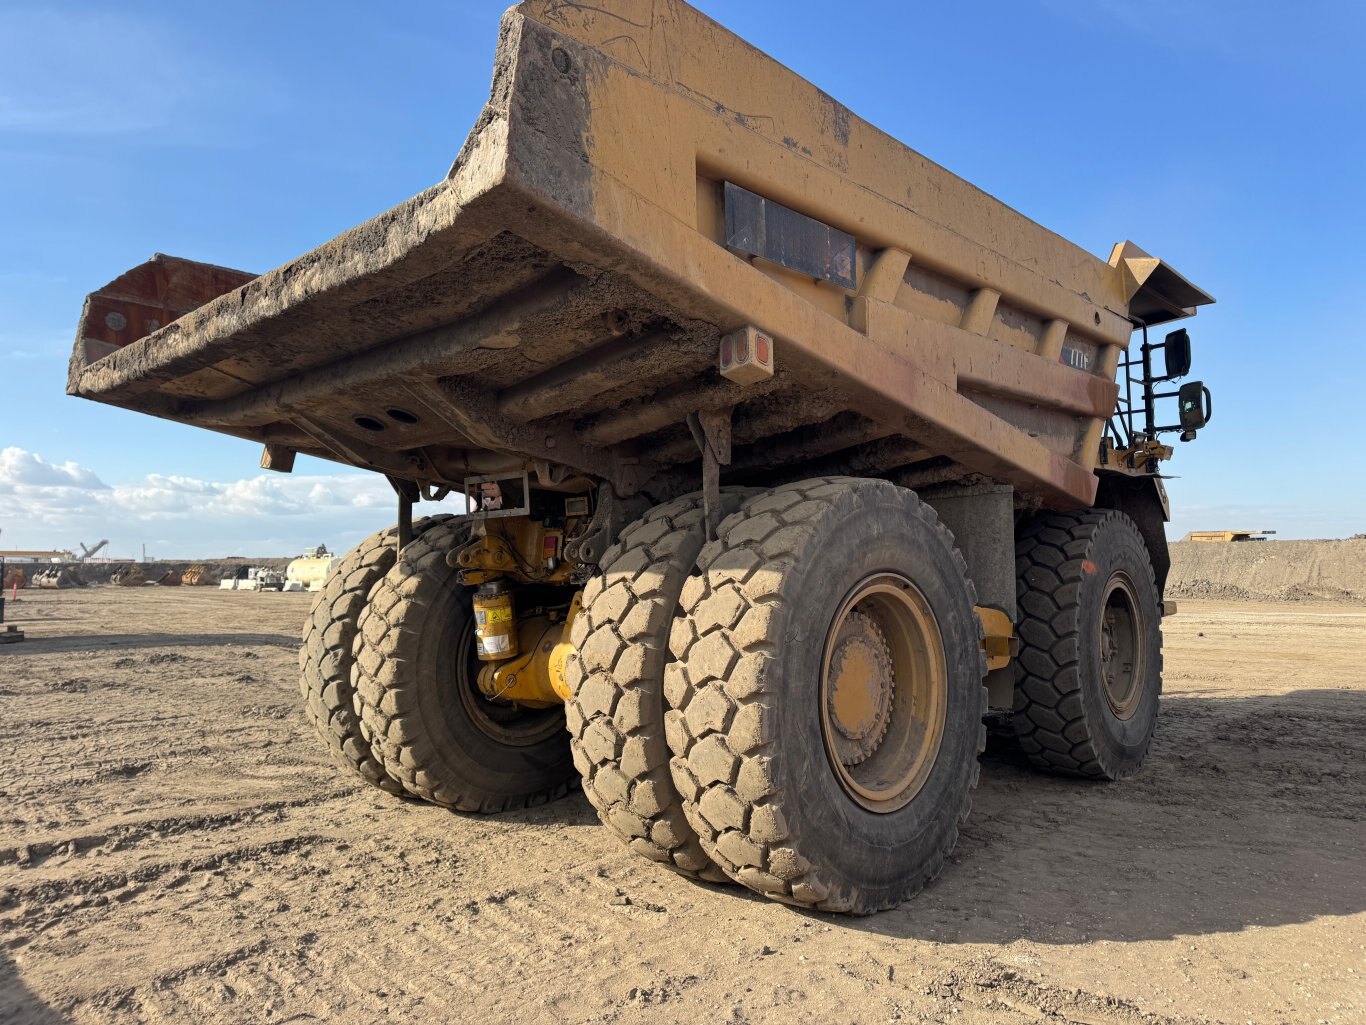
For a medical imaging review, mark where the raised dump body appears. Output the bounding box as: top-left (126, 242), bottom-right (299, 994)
top-left (68, 0), bottom-right (1209, 513)
top-left (67, 1), bottom-right (1216, 914)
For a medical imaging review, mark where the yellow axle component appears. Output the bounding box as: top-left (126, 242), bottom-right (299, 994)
top-left (475, 593), bottom-right (1014, 708)
top-left (476, 593), bottom-right (582, 708)
top-left (453, 518), bottom-right (574, 587)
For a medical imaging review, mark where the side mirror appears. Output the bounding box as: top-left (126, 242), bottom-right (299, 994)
top-left (1178, 380), bottom-right (1211, 440)
top-left (1161, 329), bottom-right (1192, 380)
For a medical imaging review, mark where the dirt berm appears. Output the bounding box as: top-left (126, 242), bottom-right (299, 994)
top-left (1167, 538), bottom-right (1366, 602)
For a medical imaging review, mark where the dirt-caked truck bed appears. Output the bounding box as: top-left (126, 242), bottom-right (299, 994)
top-left (68, 0), bottom-right (1215, 913)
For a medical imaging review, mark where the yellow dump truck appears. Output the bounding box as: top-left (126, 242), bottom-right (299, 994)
top-left (67, 1), bottom-right (1214, 913)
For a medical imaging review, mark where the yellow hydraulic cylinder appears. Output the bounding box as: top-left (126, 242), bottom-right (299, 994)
top-left (476, 594), bottom-right (582, 708)
top-left (473, 582), bottom-right (517, 661)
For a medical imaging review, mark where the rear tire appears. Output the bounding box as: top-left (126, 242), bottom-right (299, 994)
top-left (353, 519), bottom-right (576, 811)
top-left (1012, 510), bottom-right (1162, 780)
top-left (665, 478), bottom-right (986, 914)
top-left (298, 517), bottom-right (451, 794)
top-left (565, 490), bottom-right (749, 883)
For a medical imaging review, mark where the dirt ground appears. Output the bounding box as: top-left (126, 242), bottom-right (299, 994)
top-left (1, 587), bottom-right (1362, 1025)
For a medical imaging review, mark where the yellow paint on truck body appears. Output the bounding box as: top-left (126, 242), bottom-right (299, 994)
top-left (497, 0), bottom-right (1213, 506)
top-left (67, 0), bottom-right (1213, 512)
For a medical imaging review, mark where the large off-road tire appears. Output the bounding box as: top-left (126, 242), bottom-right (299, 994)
top-left (665, 478), bottom-right (987, 914)
top-left (352, 519), bottom-right (576, 811)
top-left (565, 490), bottom-right (750, 883)
top-left (299, 517), bottom-right (452, 794)
top-left (1012, 510), bottom-right (1162, 780)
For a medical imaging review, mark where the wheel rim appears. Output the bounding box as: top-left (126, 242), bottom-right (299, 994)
top-left (452, 613), bottom-right (563, 747)
top-left (1099, 572), bottom-right (1144, 720)
top-left (819, 573), bottom-right (948, 814)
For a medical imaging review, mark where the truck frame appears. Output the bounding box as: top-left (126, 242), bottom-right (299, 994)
top-left (68, 0), bottom-right (1214, 913)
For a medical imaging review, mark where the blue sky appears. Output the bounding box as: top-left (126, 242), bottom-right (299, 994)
top-left (2, 0), bottom-right (1363, 556)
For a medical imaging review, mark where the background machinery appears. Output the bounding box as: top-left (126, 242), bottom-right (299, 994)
top-left (0, 529), bottom-right (108, 564)
top-left (284, 546), bottom-right (342, 592)
top-left (32, 566), bottom-right (88, 589)
top-left (110, 566), bottom-right (145, 587)
top-left (78, 540), bottom-right (110, 561)
top-left (182, 565), bottom-right (220, 586)
top-left (65, 0), bottom-right (1214, 913)
top-left (0, 533), bottom-right (111, 594)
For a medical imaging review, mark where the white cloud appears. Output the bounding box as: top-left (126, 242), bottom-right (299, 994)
top-left (0, 447), bottom-right (107, 489)
top-left (0, 447), bottom-right (412, 558)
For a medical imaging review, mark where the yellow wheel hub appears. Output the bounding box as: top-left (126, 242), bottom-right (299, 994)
top-left (1100, 572), bottom-right (1144, 720)
top-left (820, 574), bottom-right (948, 814)
top-left (826, 612), bottom-right (894, 766)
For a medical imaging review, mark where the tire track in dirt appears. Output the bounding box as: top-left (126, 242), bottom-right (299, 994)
top-left (0, 791), bottom-right (359, 868)
top-left (2, 589), bottom-right (1362, 1025)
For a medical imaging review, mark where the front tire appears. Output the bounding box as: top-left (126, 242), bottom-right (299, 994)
top-left (352, 519), bottom-right (576, 811)
top-left (1012, 510), bottom-right (1162, 780)
top-left (665, 478), bottom-right (986, 914)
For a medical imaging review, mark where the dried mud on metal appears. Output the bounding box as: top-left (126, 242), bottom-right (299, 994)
top-left (2, 588), bottom-right (1362, 1025)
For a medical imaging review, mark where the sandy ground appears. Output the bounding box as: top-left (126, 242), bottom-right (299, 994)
top-left (1, 587), bottom-right (1362, 1025)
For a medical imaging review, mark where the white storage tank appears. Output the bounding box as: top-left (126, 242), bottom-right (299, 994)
top-left (285, 546), bottom-right (341, 592)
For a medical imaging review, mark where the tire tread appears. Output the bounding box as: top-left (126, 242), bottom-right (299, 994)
top-left (298, 516), bottom-right (451, 794)
top-left (1012, 509), bottom-right (1161, 780)
top-left (665, 477), bottom-right (987, 914)
top-left (566, 491), bottom-right (751, 882)
top-left (352, 519), bottom-right (574, 811)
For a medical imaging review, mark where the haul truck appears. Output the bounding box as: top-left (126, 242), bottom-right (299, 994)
top-left (67, 0), bottom-right (1214, 914)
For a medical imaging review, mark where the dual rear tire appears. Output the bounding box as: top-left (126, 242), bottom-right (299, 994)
top-left (300, 517), bottom-right (576, 810)
top-left (298, 516), bottom-right (452, 795)
top-left (351, 518), bottom-right (576, 811)
top-left (663, 478), bottom-right (986, 914)
top-left (564, 490), bottom-right (752, 882)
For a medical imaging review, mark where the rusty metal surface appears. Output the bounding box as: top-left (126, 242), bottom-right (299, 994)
top-left (72, 255), bottom-right (257, 377)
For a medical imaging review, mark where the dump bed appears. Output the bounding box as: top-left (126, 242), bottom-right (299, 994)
top-left (68, 0), bottom-right (1211, 510)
